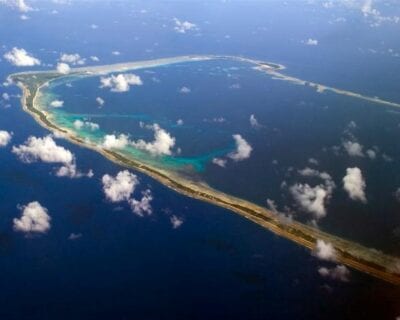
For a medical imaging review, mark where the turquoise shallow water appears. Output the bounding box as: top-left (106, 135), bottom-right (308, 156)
top-left (38, 59), bottom-right (250, 173)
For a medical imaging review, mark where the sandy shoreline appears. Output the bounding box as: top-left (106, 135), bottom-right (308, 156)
top-left (11, 55), bottom-right (400, 286)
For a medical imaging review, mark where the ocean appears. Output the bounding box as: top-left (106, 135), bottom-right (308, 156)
top-left (0, 1), bottom-right (400, 319)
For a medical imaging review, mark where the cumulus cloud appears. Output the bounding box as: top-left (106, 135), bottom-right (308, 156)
top-left (60, 53), bottom-right (85, 65)
top-left (173, 17), bottom-right (197, 33)
top-left (394, 188), bottom-right (400, 203)
top-left (318, 265), bottom-right (350, 282)
top-left (102, 170), bottom-right (138, 202)
top-left (266, 198), bottom-right (278, 213)
top-left (305, 38), bottom-right (318, 46)
top-left (102, 134), bottom-right (129, 149)
top-left (13, 201), bottom-right (51, 234)
top-left (68, 232), bottom-right (82, 240)
top-left (102, 171), bottom-right (153, 216)
top-left (96, 97), bottom-right (105, 106)
top-left (0, 130), bottom-right (12, 147)
top-left (179, 86), bottom-right (191, 94)
top-left (56, 62), bottom-right (71, 74)
top-left (313, 239), bottom-right (337, 262)
top-left (290, 168), bottom-right (335, 219)
top-left (366, 149), bottom-right (376, 159)
top-left (132, 123), bottom-right (176, 156)
top-left (12, 135), bottom-right (91, 178)
top-left (13, 135), bottom-right (74, 164)
top-left (212, 157), bottom-right (227, 167)
top-left (170, 215), bottom-right (184, 229)
top-left (0, 0), bottom-right (32, 12)
top-left (343, 167), bottom-right (367, 203)
top-left (228, 134), bottom-right (252, 161)
top-left (129, 189), bottom-right (153, 216)
top-left (324, 0), bottom-right (400, 27)
top-left (100, 73), bottom-right (142, 92)
top-left (50, 99), bottom-right (64, 108)
top-left (298, 168), bottom-right (335, 187)
top-left (249, 114), bottom-right (260, 128)
top-left (342, 140), bottom-right (364, 157)
top-left (73, 120), bottom-right (99, 131)
top-left (2, 93), bottom-right (10, 101)
top-left (4, 47), bottom-right (40, 66)
top-left (56, 162), bottom-right (93, 178)
top-left (90, 56), bottom-right (99, 62)
top-left (290, 183), bottom-right (330, 219)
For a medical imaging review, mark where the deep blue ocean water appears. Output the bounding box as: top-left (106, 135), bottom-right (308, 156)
top-left (1, 1), bottom-right (400, 319)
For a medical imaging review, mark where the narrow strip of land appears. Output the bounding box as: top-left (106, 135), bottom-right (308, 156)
top-left (10, 55), bottom-right (400, 286)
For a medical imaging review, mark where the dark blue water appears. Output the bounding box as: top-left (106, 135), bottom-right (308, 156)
top-left (1, 1), bottom-right (400, 319)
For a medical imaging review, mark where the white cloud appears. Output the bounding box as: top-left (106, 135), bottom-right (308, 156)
top-left (266, 198), bottom-right (278, 213)
top-left (12, 135), bottom-right (90, 178)
top-left (179, 86), bottom-right (191, 94)
top-left (13, 201), bottom-right (51, 234)
top-left (342, 140), bottom-right (364, 157)
top-left (4, 47), bottom-right (40, 66)
top-left (0, 130), bottom-right (12, 147)
top-left (100, 73), bottom-right (143, 92)
top-left (102, 171), bottom-right (153, 216)
top-left (50, 99), bottom-right (64, 108)
top-left (173, 18), bottom-right (197, 33)
top-left (305, 38), bottom-right (318, 46)
top-left (102, 170), bottom-right (138, 202)
top-left (129, 189), bottom-right (153, 216)
top-left (56, 162), bottom-right (92, 178)
top-left (394, 188), bottom-right (400, 203)
top-left (366, 149), bottom-right (376, 159)
top-left (90, 56), bottom-right (99, 62)
top-left (111, 51), bottom-right (120, 56)
top-left (0, 0), bottom-right (32, 12)
top-left (102, 134), bottom-right (129, 149)
top-left (2, 93), bottom-right (10, 100)
top-left (68, 232), bottom-right (82, 240)
top-left (249, 114), bottom-right (260, 128)
top-left (13, 135), bottom-right (74, 164)
top-left (290, 183), bottom-right (329, 218)
top-left (343, 167), bottom-right (367, 203)
top-left (328, 0), bottom-right (400, 26)
top-left (318, 265), bottom-right (350, 282)
top-left (132, 123), bottom-right (176, 156)
top-left (228, 134), bottom-right (252, 161)
top-left (170, 215), bottom-right (183, 229)
top-left (56, 62), bottom-right (71, 74)
top-left (60, 53), bottom-right (85, 65)
top-left (313, 239), bottom-right (337, 261)
top-left (298, 168), bottom-right (335, 188)
top-left (212, 157), bottom-right (227, 167)
top-left (291, 168), bottom-right (335, 219)
top-left (73, 120), bottom-right (99, 131)
top-left (96, 97), bottom-right (105, 106)
top-left (382, 153), bottom-right (393, 162)
top-left (176, 119), bottom-right (184, 126)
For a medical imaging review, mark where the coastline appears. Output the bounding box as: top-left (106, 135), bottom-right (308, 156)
top-left (11, 55), bottom-right (400, 286)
